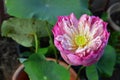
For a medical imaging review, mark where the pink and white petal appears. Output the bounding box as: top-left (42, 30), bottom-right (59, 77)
top-left (82, 51), bottom-right (99, 66)
top-left (61, 39), bottom-right (74, 50)
top-left (55, 34), bottom-right (75, 51)
top-left (84, 23), bottom-right (90, 36)
top-left (79, 14), bottom-right (88, 22)
top-left (62, 19), bottom-right (76, 37)
top-left (63, 34), bottom-right (73, 43)
top-left (78, 22), bottom-right (85, 35)
top-left (87, 36), bottom-right (102, 50)
top-left (58, 14), bottom-right (78, 36)
top-left (60, 52), bottom-right (71, 64)
top-left (69, 13), bottom-right (79, 28)
top-left (90, 18), bottom-right (108, 39)
top-left (82, 57), bottom-right (98, 66)
top-left (82, 42), bottom-right (106, 66)
top-left (83, 15), bottom-right (92, 36)
top-left (55, 35), bottom-right (64, 41)
top-left (52, 24), bottom-right (62, 37)
top-left (75, 46), bottom-right (87, 54)
top-left (91, 16), bottom-right (101, 25)
top-left (66, 13), bottom-right (79, 35)
top-left (78, 15), bottom-right (88, 34)
top-left (78, 14), bottom-right (91, 35)
top-left (54, 40), bottom-right (64, 51)
top-left (101, 30), bottom-right (110, 41)
top-left (67, 54), bottom-right (82, 65)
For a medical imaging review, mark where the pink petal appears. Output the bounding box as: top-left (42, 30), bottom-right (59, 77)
top-left (67, 54), bottom-right (82, 65)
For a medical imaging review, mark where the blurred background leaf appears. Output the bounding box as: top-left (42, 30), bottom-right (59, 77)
top-left (86, 64), bottom-right (99, 80)
top-left (108, 31), bottom-right (120, 64)
top-left (1, 18), bottom-right (52, 47)
top-left (5, 0), bottom-right (91, 25)
top-left (96, 45), bottom-right (116, 77)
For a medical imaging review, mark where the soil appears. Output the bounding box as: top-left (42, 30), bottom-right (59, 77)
top-left (0, 36), bottom-right (20, 80)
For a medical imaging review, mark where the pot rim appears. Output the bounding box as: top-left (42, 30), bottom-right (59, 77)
top-left (12, 64), bottom-right (24, 80)
top-left (107, 2), bottom-right (120, 31)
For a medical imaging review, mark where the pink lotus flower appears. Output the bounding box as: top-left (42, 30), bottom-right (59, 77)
top-left (52, 13), bottom-right (110, 66)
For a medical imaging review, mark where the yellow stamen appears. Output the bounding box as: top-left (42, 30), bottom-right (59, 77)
top-left (75, 35), bottom-right (87, 47)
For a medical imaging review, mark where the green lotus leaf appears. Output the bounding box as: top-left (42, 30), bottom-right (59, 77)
top-left (23, 53), bottom-right (70, 80)
top-left (5, 0), bottom-right (91, 24)
top-left (1, 18), bottom-right (52, 47)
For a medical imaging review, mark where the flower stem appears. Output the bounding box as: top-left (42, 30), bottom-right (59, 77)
top-left (34, 33), bottom-right (39, 53)
top-left (67, 64), bottom-right (71, 70)
top-left (76, 66), bottom-right (85, 80)
top-left (45, 22), bottom-right (58, 63)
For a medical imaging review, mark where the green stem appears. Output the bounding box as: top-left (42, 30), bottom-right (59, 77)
top-left (45, 22), bottom-right (58, 63)
top-left (76, 66), bottom-right (85, 80)
top-left (34, 33), bottom-right (39, 53)
top-left (67, 64), bottom-right (71, 70)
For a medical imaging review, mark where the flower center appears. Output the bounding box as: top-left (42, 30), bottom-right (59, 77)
top-left (75, 35), bottom-right (87, 47)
